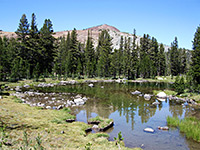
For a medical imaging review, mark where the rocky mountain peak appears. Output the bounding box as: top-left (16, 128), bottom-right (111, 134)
top-left (86, 24), bottom-right (120, 32)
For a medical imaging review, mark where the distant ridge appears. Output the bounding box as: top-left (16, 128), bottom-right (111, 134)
top-left (0, 24), bottom-right (170, 50)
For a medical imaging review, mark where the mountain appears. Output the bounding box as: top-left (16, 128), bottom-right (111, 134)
top-left (54, 24), bottom-right (142, 49)
top-left (0, 24), bottom-right (170, 50)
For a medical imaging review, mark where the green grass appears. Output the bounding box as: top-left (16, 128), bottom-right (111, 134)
top-left (89, 116), bottom-right (104, 122)
top-left (89, 116), bottom-right (113, 129)
top-left (135, 76), bottom-right (177, 83)
top-left (167, 116), bottom-right (200, 142)
top-left (0, 96), bottom-right (140, 149)
top-left (153, 90), bottom-right (177, 96)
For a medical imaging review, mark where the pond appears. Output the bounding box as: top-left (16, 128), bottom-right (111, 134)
top-left (29, 82), bottom-right (200, 150)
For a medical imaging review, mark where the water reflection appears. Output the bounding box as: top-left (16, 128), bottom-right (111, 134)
top-left (35, 82), bottom-right (199, 150)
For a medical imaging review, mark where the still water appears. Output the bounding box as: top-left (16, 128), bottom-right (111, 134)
top-left (36, 82), bottom-right (200, 150)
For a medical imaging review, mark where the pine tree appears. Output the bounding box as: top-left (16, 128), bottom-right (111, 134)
top-left (118, 36), bottom-right (124, 78)
top-left (15, 14), bottom-right (29, 73)
top-left (15, 14), bottom-right (29, 42)
top-left (110, 49), bottom-right (118, 79)
top-left (40, 19), bottom-right (55, 75)
top-left (179, 48), bottom-right (187, 74)
top-left (170, 37), bottom-right (180, 76)
top-left (27, 13), bottom-right (40, 77)
top-left (158, 43), bottom-right (166, 76)
top-left (131, 29), bottom-right (138, 79)
top-left (149, 37), bottom-right (159, 77)
top-left (66, 28), bottom-right (79, 76)
top-left (97, 30), bottom-right (112, 77)
top-left (85, 30), bottom-right (95, 77)
top-left (191, 25), bottom-right (200, 85)
top-left (139, 34), bottom-right (152, 78)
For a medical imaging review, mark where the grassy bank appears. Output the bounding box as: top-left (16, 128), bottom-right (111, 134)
top-left (0, 95), bottom-right (141, 149)
top-left (167, 116), bottom-right (200, 142)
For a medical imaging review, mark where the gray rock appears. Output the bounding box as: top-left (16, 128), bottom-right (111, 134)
top-left (61, 131), bottom-right (65, 134)
top-left (144, 127), bottom-right (154, 133)
top-left (157, 92), bottom-right (167, 98)
top-left (158, 126), bottom-right (169, 130)
top-left (46, 106), bottom-right (51, 109)
top-left (24, 84), bottom-right (30, 88)
top-left (152, 101), bottom-right (160, 105)
top-left (92, 125), bottom-right (99, 129)
top-left (82, 97), bottom-right (88, 102)
top-left (15, 86), bottom-right (22, 91)
top-left (144, 94), bottom-right (151, 100)
top-left (131, 90), bottom-right (141, 95)
top-left (74, 98), bottom-right (85, 105)
top-left (88, 83), bottom-right (94, 87)
top-left (44, 97), bottom-right (48, 100)
top-left (0, 96), bottom-right (2, 99)
top-left (67, 100), bottom-right (71, 106)
top-left (57, 105), bottom-right (63, 110)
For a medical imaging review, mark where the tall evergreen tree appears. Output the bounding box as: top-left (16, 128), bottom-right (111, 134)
top-left (191, 25), bottom-right (200, 84)
top-left (15, 14), bottom-right (29, 42)
top-left (66, 28), bottom-right (79, 76)
top-left (170, 37), bottom-right (180, 76)
top-left (149, 37), bottom-right (159, 77)
top-left (158, 43), bottom-right (166, 76)
top-left (179, 48), bottom-right (187, 74)
top-left (131, 29), bottom-right (138, 79)
top-left (27, 13), bottom-right (40, 77)
top-left (118, 36), bottom-right (124, 78)
top-left (85, 31), bottom-right (95, 77)
top-left (97, 30), bottom-right (113, 77)
top-left (40, 19), bottom-right (55, 74)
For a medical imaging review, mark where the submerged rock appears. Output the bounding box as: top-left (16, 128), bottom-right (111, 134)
top-left (158, 126), bottom-right (169, 130)
top-left (152, 101), bottom-right (160, 105)
top-left (157, 98), bottom-right (166, 102)
top-left (144, 127), bottom-right (154, 133)
top-left (144, 94), bottom-right (151, 100)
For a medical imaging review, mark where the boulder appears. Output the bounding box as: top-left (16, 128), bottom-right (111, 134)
top-left (157, 92), bottom-right (167, 98)
top-left (131, 90), bottom-right (141, 95)
top-left (144, 127), bottom-right (154, 133)
top-left (44, 97), bottom-right (48, 100)
top-left (144, 94), bottom-right (151, 100)
top-left (74, 98), bottom-right (85, 105)
top-left (88, 83), bottom-right (94, 87)
top-left (157, 77), bottom-right (163, 80)
top-left (92, 125), bottom-right (99, 129)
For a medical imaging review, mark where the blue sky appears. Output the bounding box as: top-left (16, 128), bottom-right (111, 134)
top-left (0, 0), bottom-right (199, 49)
